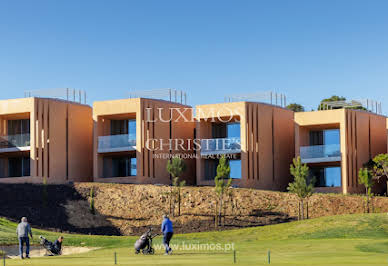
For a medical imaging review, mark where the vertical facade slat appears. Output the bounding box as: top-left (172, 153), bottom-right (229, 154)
top-left (43, 100), bottom-right (49, 179)
top-left (30, 99), bottom-right (37, 177)
top-left (37, 99), bottom-right (43, 178)
top-left (248, 104), bottom-right (253, 180)
top-left (253, 104), bottom-right (258, 180)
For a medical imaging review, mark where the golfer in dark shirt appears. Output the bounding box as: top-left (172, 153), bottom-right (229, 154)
top-left (53, 236), bottom-right (64, 254)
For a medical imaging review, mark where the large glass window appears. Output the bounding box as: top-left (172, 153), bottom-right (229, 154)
top-left (212, 124), bottom-right (226, 138)
top-left (310, 166), bottom-right (341, 187)
top-left (130, 157), bottom-right (137, 176)
top-left (103, 155), bottom-right (136, 178)
top-left (227, 123), bottom-right (240, 138)
top-left (128, 120), bottom-right (136, 140)
top-left (204, 159), bottom-right (218, 181)
top-left (204, 158), bottom-right (241, 180)
top-left (110, 119), bottom-right (136, 137)
top-left (0, 158), bottom-right (5, 178)
top-left (8, 157), bottom-right (30, 177)
top-left (110, 120), bottom-right (127, 135)
top-left (324, 129), bottom-right (340, 145)
top-left (211, 122), bottom-right (240, 139)
top-left (310, 129), bottom-right (339, 146)
top-left (229, 159), bottom-right (241, 179)
top-left (7, 119), bottom-right (30, 135)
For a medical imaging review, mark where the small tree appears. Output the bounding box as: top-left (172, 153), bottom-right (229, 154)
top-left (226, 186), bottom-right (236, 217)
top-left (286, 103), bottom-right (305, 112)
top-left (288, 157), bottom-right (314, 220)
top-left (89, 187), bottom-right (95, 215)
top-left (167, 157), bottom-right (186, 216)
top-left (172, 176), bottom-right (186, 216)
top-left (372, 154), bottom-right (388, 194)
top-left (160, 190), bottom-right (173, 216)
top-left (358, 168), bottom-right (373, 213)
top-left (42, 176), bottom-right (48, 207)
top-left (214, 156), bottom-right (232, 227)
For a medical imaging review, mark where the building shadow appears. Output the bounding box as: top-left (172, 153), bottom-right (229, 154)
top-left (0, 183), bottom-right (121, 235)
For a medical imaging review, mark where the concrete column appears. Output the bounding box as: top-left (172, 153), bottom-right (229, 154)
top-left (240, 103), bottom-right (248, 185)
top-left (252, 104), bottom-right (258, 180)
top-left (148, 103), bottom-right (154, 178)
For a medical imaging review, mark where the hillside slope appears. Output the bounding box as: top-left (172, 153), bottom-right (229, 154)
top-left (2, 182), bottom-right (388, 235)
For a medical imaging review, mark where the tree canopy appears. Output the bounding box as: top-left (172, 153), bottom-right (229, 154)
top-left (286, 103), bottom-right (305, 112)
top-left (288, 157), bottom-right (315, 220)
top-left (167, 157), bottom-right (186, 179)
top-left (214, 155), bottom-right (232, 226)
top-left (318, 95), bottom-right (346, 110)
top-left (318, 95), bottom-right (367, 111)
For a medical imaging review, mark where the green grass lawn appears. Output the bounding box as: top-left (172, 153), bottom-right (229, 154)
top-left (2, 213), bottom-right (388, 265)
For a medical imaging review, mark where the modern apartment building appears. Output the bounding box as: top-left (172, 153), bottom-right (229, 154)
top-left (0, 97), bottom-right (93, 183)
top-left (93, 97), bottom-right (195, 185)
top-left (295, 109), bottom-right (387, 194)
top-left (2, 90), bottom-right (387, 195)
top-left (195, 101), bottom-right (295, 190)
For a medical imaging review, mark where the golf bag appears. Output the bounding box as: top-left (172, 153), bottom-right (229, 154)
top-left (39, 236), bottom-right (61, 256)
top-left (134, 228), bottom-right (158, 254)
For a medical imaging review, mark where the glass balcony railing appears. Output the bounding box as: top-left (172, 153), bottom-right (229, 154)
top-left (200, 138), bottom-right (241, 155)
top-left (0, 134), bottom-right (31, 150)
top-left (98, 134), bottom-right (136, 153)
top-left (300, 144), bottom-right (341, 163)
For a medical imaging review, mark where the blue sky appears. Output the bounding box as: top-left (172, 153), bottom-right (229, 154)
top-left (1, 0), bottom-right (388, 113)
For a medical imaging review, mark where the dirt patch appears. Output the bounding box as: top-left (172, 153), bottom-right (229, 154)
top-left (71, 183), bottom-right (388, 235)
top-left (0, 245), bottom-right (97, 259)
top-left (63, 200), bottom-right (112, 229)
top-left (68, 184), bottom-right (296, 235)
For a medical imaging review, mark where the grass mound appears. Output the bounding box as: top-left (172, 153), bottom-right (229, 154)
top-left (356, 241), bottom-right (388, 254)
top-left (0, 218), bottom-right (129, 247)
top-left (189, 213), bottom-right (388, 243)
top-left (2, 213), bottom-right (388, 246)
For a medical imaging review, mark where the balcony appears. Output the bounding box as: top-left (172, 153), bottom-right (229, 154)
top-left (300, 144), bottom-right (341, 163)
top-left (0, 134), bottom-right (31, 153)
top-left (98, 134), bottom-right (136, 153)
top-left (200, 138), bottom-right (241, 156)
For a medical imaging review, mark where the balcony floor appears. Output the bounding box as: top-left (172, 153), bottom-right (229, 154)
top-left (98, 146), bottom-right (136, 153)
top-left (0, 146), bottom-right (31, 153)
top-left (301, 156), bottom-right (341, 164)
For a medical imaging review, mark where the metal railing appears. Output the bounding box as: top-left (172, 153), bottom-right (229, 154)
top-left (98, 134), bottom-right (136, 153)
top-left (24, 88), bottom-right (87, 104)
top-left (319, 99), bottom-right (382, 114)
top-left (200, 138), bottom-right (241, 155)
top-left (0, 134), bottom-right (31, 149)
top-left (224, 91), bottom-right (287, 108)
top-left (300, 144), bottom-right (341, 163)
top-left (128, 88), bottom-right (187, 104)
